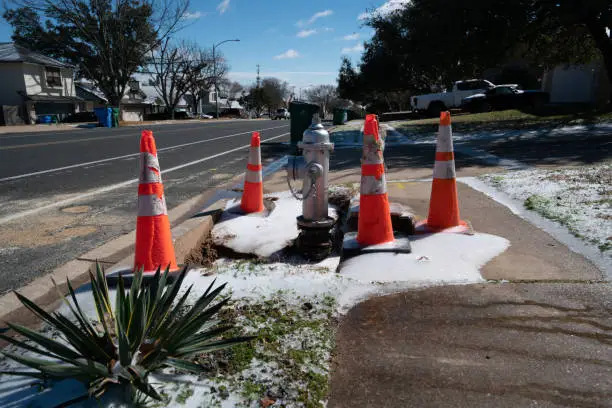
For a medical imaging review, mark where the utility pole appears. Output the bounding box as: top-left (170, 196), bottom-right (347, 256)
top-left (213, 39), bottom-right (240, 119)
top-left (256, 64), bottom-right (261, 88)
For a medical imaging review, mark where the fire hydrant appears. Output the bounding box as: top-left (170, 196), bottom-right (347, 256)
top-left (287, 116), bottom-right (335, 261)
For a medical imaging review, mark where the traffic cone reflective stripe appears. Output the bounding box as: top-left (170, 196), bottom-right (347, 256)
top-left (357, 114), bottom-right (394, 246)
top-left (240, 132), bottom-right (265, 213)
top-left (134, 130), bottom-right (178, 274)
top-left (425, 111), bottom-right (466, 231)
top-left (248, 146), bottom-right (261, 167)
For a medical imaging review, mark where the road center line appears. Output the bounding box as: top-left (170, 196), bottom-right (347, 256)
top-left (0, 133), bottom-right (288, 225)
top-left (0, 122), bottom-right (287, 150)
top-left (0, 120), bottom-right (247, 140)
top-left (0, 125), bottom-right (289, 182)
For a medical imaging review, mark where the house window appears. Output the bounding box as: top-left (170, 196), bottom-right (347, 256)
top-left (45, 67), bottom-right (62, 87)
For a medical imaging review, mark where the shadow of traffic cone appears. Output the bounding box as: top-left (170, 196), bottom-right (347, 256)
top-left (134, 130), bottom-right (178, 274)
top-left (356, 114), bottom-right (395, 246)
top-left (240, 132), bottom-right (265, 213)
top-left (420, 111), bottom-right (470, 233)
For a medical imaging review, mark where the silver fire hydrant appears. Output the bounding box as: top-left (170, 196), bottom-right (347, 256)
top-left (287, 116), bottom-right (335, 261)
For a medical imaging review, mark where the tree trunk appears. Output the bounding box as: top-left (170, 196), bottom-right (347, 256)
top-left (586, 19), bottom-right (612, 107)
top-left (108, 94), bottom-right (122, 108)
top-left (193, 96), bottom-right (200, 114)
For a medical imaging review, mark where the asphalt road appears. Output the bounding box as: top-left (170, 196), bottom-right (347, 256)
top-left (0, 120), bottom-right (290, 294)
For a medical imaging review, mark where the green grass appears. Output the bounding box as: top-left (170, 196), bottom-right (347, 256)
top-left (391, 109), bottom-right (612, 136)
top-left (174, 386), bottom-right (194, 405)
top-left (190, 290), bottom-right (337, 407)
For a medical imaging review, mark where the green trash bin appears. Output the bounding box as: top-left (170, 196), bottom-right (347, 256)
top-left (111, 107), bottom-right (120, 127)
top-left (332, 108), bottom-right (348, 125)
top-left (289, 101), bottom-right (320, 145)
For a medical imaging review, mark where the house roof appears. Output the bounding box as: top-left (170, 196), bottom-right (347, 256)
top-left (0, 43), bottom-right (73, 68)
top-left (23, 94), bottom-right (83, 103)
top-left (75, 83), bottom-right (107, 103)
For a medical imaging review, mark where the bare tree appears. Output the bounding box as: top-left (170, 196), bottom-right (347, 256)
top-left (185, 47), bottom-right (228, 114)
top-left (304, 85), bottom-right (338, 116)
top-left (227, 81), bottom-right (244, 100)
top-left (5, 0), bottom-right (189, 106)
top-left (148, 39), bottom-right (206, 119)
top-left (261, 77), bottom-right (289, 115)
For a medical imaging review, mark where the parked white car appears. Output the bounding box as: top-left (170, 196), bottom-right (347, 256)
top-left (411, 79), bottom-right (495, 116)
top-left (273, 108), bottom-right (290, 120)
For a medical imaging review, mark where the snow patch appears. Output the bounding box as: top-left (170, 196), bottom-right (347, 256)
top-left (461, 175), bottom-right (612, 276)
top-left (211, 191), bottom-right (301, 258)
top-left (339, 233), bottom-right (509, 284)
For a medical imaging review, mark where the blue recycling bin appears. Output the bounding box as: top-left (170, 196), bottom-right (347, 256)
top-left (94, 107), bottom-right (112, 128)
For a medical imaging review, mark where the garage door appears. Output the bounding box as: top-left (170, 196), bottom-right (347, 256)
top-left (121, 106), bottom-right (144, 122)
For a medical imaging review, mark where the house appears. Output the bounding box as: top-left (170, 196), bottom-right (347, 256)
top-left (199, 87), bottom-right (245, 116)
top-left (120, 80), bottom-right (160, 122)
top-left (0, 42), bottom-right (83, 124)
top-left (541, 61), bottom-right (610, 106)
top-left (75, 80), bottom-right (107, 111)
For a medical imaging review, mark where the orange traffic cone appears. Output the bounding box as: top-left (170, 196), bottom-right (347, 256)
top-left (423, 111), bottom-right (468, 232)
top-left (240, 132), bottom-right (264, 213)
top-left (356, 114), bottom-right (394, 246)
top-left (134, 130), bottom-right (178, 274)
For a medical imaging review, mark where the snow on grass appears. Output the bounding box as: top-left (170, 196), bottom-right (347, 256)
top-left (388, 122), bottom-right (612, 145)
top-left (480, 164), bottom-right (612, 256)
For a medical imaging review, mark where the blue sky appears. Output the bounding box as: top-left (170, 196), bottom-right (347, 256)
top-left (0, 0), bottom-right (409, 89)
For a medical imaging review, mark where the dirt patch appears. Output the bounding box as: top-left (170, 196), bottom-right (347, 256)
top-left (0, 215), bottom-right (100, 247)
top-left (184, 233), bottom-right (218, 268)
top-left (60, 205), bottom-right (92, 214)
top-left (328, 185), bottom-right (355, 215)
top-left (51, 225), bottom-right (98, 239)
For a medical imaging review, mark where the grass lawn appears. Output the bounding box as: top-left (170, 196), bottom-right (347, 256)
top-left (390, 109), bottom-right (612, 136)
top-left (480, 163), bottom-right (612, 256)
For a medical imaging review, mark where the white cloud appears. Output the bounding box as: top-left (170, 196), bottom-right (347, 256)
top-left (297, 29), bottom-right (317, 38)
top-left (358, 0), bottom-right (410, 20)
top-left (274, 49), bottom-right (300, 60)
top-left (341, 43), bottom-right (364, 54)
top-left (217, 0), bottom-right (230, 14)
top-left (343, 33), bottom-right (360, 41)
top-left (297, 9), bottom-right (333, 27)
top-left (182, 11), bottom-right (204, 19)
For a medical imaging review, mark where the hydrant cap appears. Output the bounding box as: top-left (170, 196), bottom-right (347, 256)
top-left (302, 115), bottom-right (330, 144)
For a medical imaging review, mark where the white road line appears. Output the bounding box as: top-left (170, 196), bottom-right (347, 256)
top-left (0, 125), bottom-right (289, 182)
top-left (0, 133), bottom-right (288, 225)
top-left (0, 119), bottom-right (250, 140)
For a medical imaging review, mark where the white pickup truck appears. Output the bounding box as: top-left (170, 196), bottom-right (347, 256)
top-left (411, 79), bottom-right (495, 116)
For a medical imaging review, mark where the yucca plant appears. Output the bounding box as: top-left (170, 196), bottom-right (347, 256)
top-left (0, 264), bottom-right (251, 405)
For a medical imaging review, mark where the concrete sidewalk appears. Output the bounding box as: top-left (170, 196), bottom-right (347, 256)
top-left (265, 141), bottom-right (609, 407)
top-left (329, 282), bottom-right (612, 408)
top-left (0, 123), bottom-right (87, 135)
